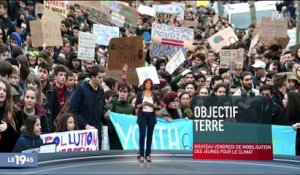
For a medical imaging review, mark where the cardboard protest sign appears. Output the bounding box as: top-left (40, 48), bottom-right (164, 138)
top-left (219, 49), bottom-right (244, 69)
top-left (78, 32), bottom-right (96, 61)
top-left (207, 27), bottom-right (238, 52)
top-left (108, 37), bottom-right (144, 85)
top-left (138, 4), bottom-right (156, 17)
top-left (41, 129), bottom-right (99, 152)
top-left (93, 24), bottom-right (119, 46)
top-left (150, 43), bottom-right (188, 59)
top-left (181, 20), bottom-right (199, 28)
top-left (153, 4), bottom-right (184, 21)
top-left (111, 12), bottom-right (125, 27)
top-left (86, 7), bottom-right (111, 26)
top-left (260, 17), bottom-right (288, 38)
top-left (44, 0), bottom-right (68, 18)
top-left (29, 19), bottom-right (63, 47)
top-left (35, 3), bottom-right (43, 17)
top-left (156, 12), bottom-right (175, 25)
top-left (166, 49), bottom-right (186, 75)
top-left (196, 0), bottom-right (210, 7)
top-left (152, 23), bottom-right (194, 48)
top-left (42, 8), bottom-right (65, 21)
top-left (136, 66), bottom-right (160, 85)
top-left (119, 4), bottom-right (139, 27)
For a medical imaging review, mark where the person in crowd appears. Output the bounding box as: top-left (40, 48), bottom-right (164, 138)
top-left (26, 74), bottom-right (44, 105)
top-left (135, 79), bottom-right (160, 163)
top-left (37, 61), bottom-right (60, 131)
top-left (158, 91), bottom-right (182, 122)
top-left (252, 60), bottom-right (268, 88)
top-left (67, 51), bottom-right (82, 73)
top-left (105, 83), bottom-right (135, 150)
top-left (68, 65), bottom-right (106, 148)
top-left (178, 92), bottom-right (193, 119)
top-left (0, 60), bottom-right (12, 80)
top-left (8, 65), bottom-right (22, 103)
top-left (199, 86), bottom-right (210, 96)
top-left (55, 113), bottom-right (78, 132)
top-left (233, 71), bottom-right (259, 96)
top-left (185, 82), bottom-right (197, 97)
top-left (0, 44), bottom-right (10, 61)
top-left (16, 55), bottom-right (30, 90)
top-left (16, 86), bottom-right (49, 133)
top-left (13, 115), bottom-right (43, 152)
top-left (0, 1), bottom-right (16, 35)
top-left (282, 91), bottom-right (300, 155)
top-left (286, 72), bottom-right (298, 92)
top-left (190, 52), bottom-right (208, 73)
top-left (170, 69), bottom-right (194, 91)
top-left (209, 75), bottom-right (223, 90)
top-left (194, 73), bottom-right (206, 89)
top-left (52, 65), bottom-right (69, 108)
top-left (272, 73), bottom-right (288, 108)
top-left (26, 51), bottom-right (39, 74)
top-left (0, 78), bottom-right (22, 152)
top-left (65, 70), bottom-right (75, 93)
top-left (259, 84), bottom-right (284, 125)
top-left (212, 83), bottom-right (229, 96)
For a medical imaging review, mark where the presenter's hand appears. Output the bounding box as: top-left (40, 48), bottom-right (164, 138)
top-left (104, 111), bottom-right (110, 121)
top-left (165, 117), bottom-right (173, 122)
top-left (0, 121), bottom-right (8, 132)
top-left (292, 123), bottom-right (300, 130)
top-left (85, 124), bottom-right (96, 130)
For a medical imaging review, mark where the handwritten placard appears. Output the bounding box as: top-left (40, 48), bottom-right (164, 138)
top-left (150, 43), bottom-right (188, 59)
top-left (86, 7), bottom-right (111, 26)
top-left (207, 27), bottom-right (238, 52)
top-left (260, 17), bottom-right (288, 38)
top-left (156, 12), bottom-right (175, 25)
top-left (152, 23), bottom-right (194, 48)
top-left (153, 4), bottom-right (184, 21)
top-left (166, 49), bottom-right (186, 75)
top-left (78, 32), bottom-right (96, 61)
top-left (220, 49), bottom-right (244, 69)
top-left (41, 129), bottom-right (99, 152)
top-left (93, 24), bottom-right (119, 46)
top-left (136, 66), bottom-right (160, 85)
top-left (111, 12), bottom-right (125, 27)
top-left (29, 19), bottom-right (63, 47)
top-left (138, 4), bottom-right (156, 17)
top-left (44, 0), bottom-right (68, 18)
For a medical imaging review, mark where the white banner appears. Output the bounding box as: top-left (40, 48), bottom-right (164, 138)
top-left (78, 32), bottom-right (96, 61)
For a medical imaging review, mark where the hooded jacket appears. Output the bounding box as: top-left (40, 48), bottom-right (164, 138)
top-left (13, 133), bottom-right (43, 152)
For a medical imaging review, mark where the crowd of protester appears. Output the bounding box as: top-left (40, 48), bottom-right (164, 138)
top-left (0, 0), bottom-right (299, 155)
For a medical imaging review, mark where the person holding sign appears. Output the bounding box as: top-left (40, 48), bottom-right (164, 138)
top-left (135, 79), bottom-right (160, 163)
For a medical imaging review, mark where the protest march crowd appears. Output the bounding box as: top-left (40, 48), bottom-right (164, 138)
top-left (0, 0), bottom-right (300, 157)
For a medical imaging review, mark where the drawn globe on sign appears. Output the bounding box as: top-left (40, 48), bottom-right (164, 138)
top-left (213, 36), bottom-right (224, 44)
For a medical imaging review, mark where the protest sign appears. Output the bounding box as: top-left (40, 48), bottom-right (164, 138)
top-left (152, 23), bottom-right (194, 48)
top-left (111, 12), bottom-right (125, 27)
top-left (119, 4), bottom-right (139, 27)
top-left (166, 49), bottom-right (186, 75)
top-left (136, 66), bottom-right (160, 85)
top-left (86, 7), bottom-right (111, 26)
top-left (138, 4), bottom-right (156, 17)
top-left (108, 37), bottom-right (144, 84)
top-left (156, 12), bottom-right (175, 25)
top-left (219, 49), bottom-right (244, 69)
top-left (44, 0), bottom-right (68, 18)
top-left (150, 43), bottom-right (188, 59)
top-left (35, 3), bottom-right (43, 17)
top-left (93, 24), bottom-right (119, 46)
top-left (196, 0), bottom-right (210, 7)
top-left (109, 112), bottom-right (296, 156)
top-left (41, 129), bottom-right (99, 152)
top-left (153, 4), bottom-right (184, 21)
top-left (29, 19), bottom-right (63, 47)
top-left (260, 17), bottom-right (288, 38)
top-left (78, 32), bottom-right (96, 61)
top-left (207, 27), bottom-right (238, 52)
top-left (181, 20), bottom-right (199, 28)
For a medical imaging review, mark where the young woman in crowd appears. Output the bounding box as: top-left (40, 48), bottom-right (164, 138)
top-left (158, 91), bottom-right (182, 121)
top-left (178, 92), bottom-right (193, 119)
top-left (282, 91), bottom-right (300, 155)
top-left (55, 113), bottom-right (78, 132)
top-left (26, 74), bottom-right (44, 105)
top-left (199, 86), bottom-right (210, 96)
top-left (13, 115), bottom-right (43, 152)
top-left (0, 78), bottom-right (22, 152)
top-left (212, 83), bottom-right (229, 96)
top-left (135, 79), bottom-right (160, 163)
top-left (185, 82), bottom-right (197, 97)
top-left (16, 86), bottom-right (49, 133)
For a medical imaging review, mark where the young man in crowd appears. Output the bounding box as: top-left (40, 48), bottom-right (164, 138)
top-left (52, 65), bottom-right (70, 108)
top-left (233, 71), bottom-right (259, 96)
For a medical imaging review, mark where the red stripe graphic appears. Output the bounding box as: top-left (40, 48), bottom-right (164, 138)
top-left (193, 143), bottom-right (273, 160)
top-left (161, 38), bottom-right (184, 43)
top-left (161, 41), bottom-right (184, 47)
